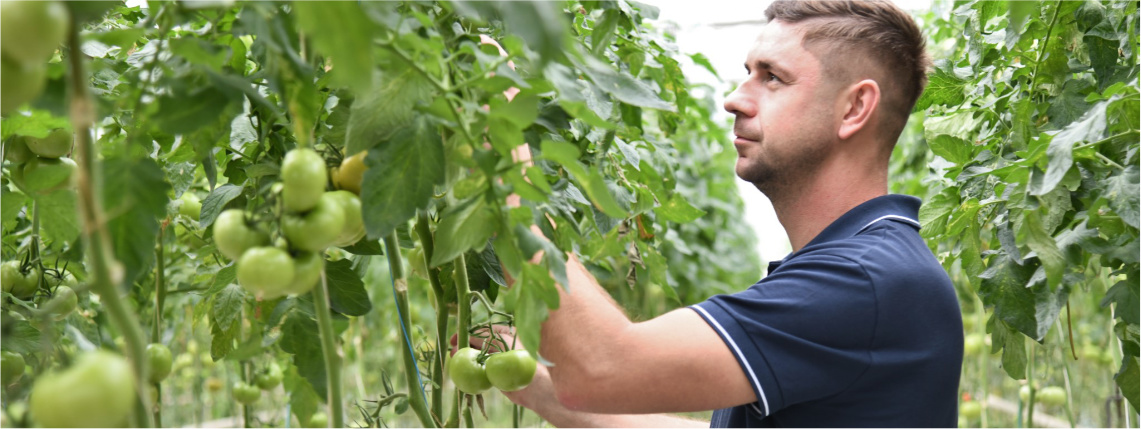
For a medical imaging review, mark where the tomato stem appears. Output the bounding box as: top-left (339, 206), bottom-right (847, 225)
top-left (65, 20), bottom-right (154, 429)
top-left (414, 212), bottom-right (448, 420)
top-left (154, 225), bottom-right (166, 343)
top-left (313, 271), bottom-right (345, 428)
top-left (384, 233), bottom-right (438, 428)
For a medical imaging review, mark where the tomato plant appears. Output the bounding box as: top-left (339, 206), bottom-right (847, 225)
top-left (4, 0), bottom-right (1128, 427)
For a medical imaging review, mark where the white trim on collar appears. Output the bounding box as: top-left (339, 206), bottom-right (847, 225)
top-left (857, 215), bottom-right (920, 234)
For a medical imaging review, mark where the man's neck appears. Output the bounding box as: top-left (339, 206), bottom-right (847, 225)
top-left (766, 161), bottom-right (888, 252)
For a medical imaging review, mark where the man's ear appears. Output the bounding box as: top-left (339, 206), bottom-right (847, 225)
top-left (837, 79), bottom-right (880, 140)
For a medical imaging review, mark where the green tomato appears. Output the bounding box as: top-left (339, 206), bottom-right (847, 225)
top-left (5, 262), bottom-right (40, 299)
top-left (283, 251), bottom-right (323, 296)
top-left (45, 285), bottom-right (77, 321)
top-left (959, 400), bottom-right (981, 419)
top-left (254, 362), bottom-right (283, 390)
top-left (333, 151), bottom-right (367, 195)
top-left (281, 148), bottom-right (328, 213)
top-left (306, 411), bottom-right (328, 428)
top-left (237, 247), bottom-right (296, 299)
top-left (22, 156), bottom-right (76, 195)
top-left (29, 350), bottom-right (136, 428)
top-left (1, 351), bottom-right (24, 386)
top-left (0, 0), bottom-right (68, 65)
top-left (4, 136), bottom-right (35, 164)
top-left (213, 209), bottom-right (270, 261)
top-left (484, 350), bottom-right (537, 392)
top-left (283, 192), bottom-right (345, 252)
top-left (1037, 386), bottom-right (1066, 407)
top-left (1019, 384), bottom-right (1031, 402)
top-left (179, 192), bottom-right (202, 220)
top-left (232, 382), bottom-right (261, 404)
top-left (327, 190), bottom-right (365, 247)
top-left (1, 261), bottom-right (21, 294)
top-left (448, 347), bottom-right (492, 394)
top-left (146, 343), bottom-right (173, 384)
top-left (25, 128), bottom-right (72, 159)
top-left (0, 56), bottom-right (46, 114)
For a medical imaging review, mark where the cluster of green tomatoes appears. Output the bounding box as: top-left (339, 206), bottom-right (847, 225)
top-left (214, 148), bottom-right (366, 299)
top-left (449, 347), bottom-right (537, 395)
top-left (231, 361), bottom-right (284, 405)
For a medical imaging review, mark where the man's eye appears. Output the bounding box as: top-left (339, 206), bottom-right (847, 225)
top-left (766, 72), bottom-right (782, 83)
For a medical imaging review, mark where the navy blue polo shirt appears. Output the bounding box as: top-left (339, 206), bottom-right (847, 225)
top-left (691, 195), bottom-right (962, 427)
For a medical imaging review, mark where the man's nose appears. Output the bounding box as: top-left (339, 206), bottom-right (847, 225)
top-left (723, 83), bottom-right (755, 117)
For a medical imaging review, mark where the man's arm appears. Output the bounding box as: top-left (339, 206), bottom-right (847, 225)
top-left (537, 254), bottom-right (756, 414)
top-left (461, 326), bottom-right (710, 428)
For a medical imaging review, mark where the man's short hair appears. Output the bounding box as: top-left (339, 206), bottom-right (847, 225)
top-left (765, 0), bottom-right (930, 143)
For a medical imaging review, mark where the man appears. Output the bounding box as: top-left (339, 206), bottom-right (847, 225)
top-left (472, 1), bottom-right (963, 426)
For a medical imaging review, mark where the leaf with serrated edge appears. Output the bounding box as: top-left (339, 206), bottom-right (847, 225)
top-left (325, 259), bottom-right (372, 317)
top-left (360, 117), bottom-right (444, 239)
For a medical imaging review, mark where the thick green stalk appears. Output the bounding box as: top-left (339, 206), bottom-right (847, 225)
top-left (1025, 345), bottom-right (1037, 429)
top-left (153, 226), bottom-right (166, 342)
top-left (153, 227), bottom-right (165, 424)
top-left (1054, 319), bottom-right (1076, 428)
top-left (415, 213), bottom-right (450, 422)
top-left (454, 253), bottom-right (473, 428)
top-left (313, 271), bottom-right (345, 428)
top-left (454, 253), bottom-right (471, 357)
top-left (66, 23), bottom-right (153, 429)
top-left (385, 234), bottom-right (438, 428)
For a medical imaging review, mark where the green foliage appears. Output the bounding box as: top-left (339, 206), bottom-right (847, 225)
top-left (914, 0), bottom-right (1139, 411)
top-left (1, 0), bottom-right (759, 426)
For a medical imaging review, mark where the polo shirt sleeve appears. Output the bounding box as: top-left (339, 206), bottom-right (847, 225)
top-left (689, 252), bottom-right (877, 418)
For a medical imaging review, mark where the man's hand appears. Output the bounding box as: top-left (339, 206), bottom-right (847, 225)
top-left (450, 325), bottom-right (550, 411)
top-left (450, 327), bottom-right (709, 428)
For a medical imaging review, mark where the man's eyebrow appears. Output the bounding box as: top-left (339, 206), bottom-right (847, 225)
top-left (745, 59), bottom-right (791, 77)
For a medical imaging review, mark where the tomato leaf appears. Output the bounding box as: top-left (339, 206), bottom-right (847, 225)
top-left (1115, 354), bottom-right (1140, 412)
top-left (35, 189), bottom-right (79, 250)
top-left (1105, 166), bottom-right (1140, 229)
top-left (0, 187), bottom-right (26, 226)
top-left (576, 55), bottom-right (675, 112)
top-left (292, 1), bottom-right (374, 92)
top-left (325, 259), bottom-right (372, 317)
top-left (431, 198), bottom-right (496, 267)
top-left (1032, 99), bottom-right (1110, 196)
top-left (286, 368), bottom-right (322, 426)
top-left (914, 65), bottom-right (967, 111)
top-left (360, 116), bottom-right (444, 239)
top-left (1102, 276), bottom-right (1140, 326)
top-left (341, 238), bottom-right (384, 255)
top-left (103, 157), bottom-right (170, 284)
top-left (199, 184), bottom-right (243, 229)
top-left (281, 311), bottom-right (329, 400)
top-left (0, 320), bottom-right (42, 355)
top-left (655, 194), bottom-right (705, 223)
top-left (345, 66), bottom-right (436, 156)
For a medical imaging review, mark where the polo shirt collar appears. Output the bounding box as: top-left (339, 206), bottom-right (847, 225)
top-left (772, 194), bottom-right (922, 269)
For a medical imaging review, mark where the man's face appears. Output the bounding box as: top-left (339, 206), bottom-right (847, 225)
top-left (724, 21), bottom-right (838, 196)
